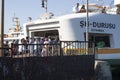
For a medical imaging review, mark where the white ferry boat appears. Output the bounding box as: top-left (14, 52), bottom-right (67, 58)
top-left (4, 17), bottom-right (25, 43)
top-left (24, 9), bottom-right (119, 55)
top-left (22, 0), bottom-right (120, 68)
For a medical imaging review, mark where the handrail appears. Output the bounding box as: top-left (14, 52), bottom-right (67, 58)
top-left (0, 41), bottom-right (95, 57)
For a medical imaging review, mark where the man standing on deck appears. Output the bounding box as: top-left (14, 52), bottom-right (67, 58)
top-left (72, 3), bottom-right (82, 13)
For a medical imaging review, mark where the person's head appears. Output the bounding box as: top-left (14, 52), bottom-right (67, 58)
top-left (45, 38), bottom-right (48, 41)
top-left (77, 3), bottom-right (79, 7)
top-left (82, 5), bottom-right (85, 8)
top-left (6, 41), bottom-right (9, 44)
top-left (26, 36), bottom-right (29, 39)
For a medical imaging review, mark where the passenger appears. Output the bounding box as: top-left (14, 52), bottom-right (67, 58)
top-left (18, 38), bottom-right (25, 55)
top-left (25, 36), bottom-right (29, 53)
top-left (39, 37), bottom-right (44, 44)
top-left (72, 3), bottom-right (81, 13)
top-left (8, 41), bottom-right (13, 56)
top-left (3, 41), bottom-right (9, 57)
top-left (33, 38), bottom-right (40, 56)
top-left (14, 40), bottom-right (19, 55)
top-left (11, 40), bottom-right (18, 55)
top-left (29, 38), bottom-right (34, 55)
top-left (116, 7), bottom-right (120, 14)
top-left (48, 36), bottom-right (52, 44)
top-left (80, 5), bottom-right (86, 13)
top-left (53, 37), bottom-right (59, 44)
top-left (41, 38), bottom-right (49, 57)
top-left (22, 38), bottom-right (27, 54)
top-left (102, 6), bottom-right (106, 13)
top-left (26, 36), bottom-right (29, 44)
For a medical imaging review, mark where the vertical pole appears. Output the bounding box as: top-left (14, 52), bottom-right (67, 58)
top-left (86, 0), bottom-right (89, 54)
top-left (41, 0), bottom-right (47, 13)
top-left (46, 0), bottom-right (47, 13)
top-left (0, 0), bottom-right (4, 57)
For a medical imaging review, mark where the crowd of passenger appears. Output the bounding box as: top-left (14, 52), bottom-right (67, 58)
top-left (3, 36), bottom-right (60, 57)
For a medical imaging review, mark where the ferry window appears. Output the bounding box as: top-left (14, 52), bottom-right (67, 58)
top-left (21, 33), bottom-right (24, 35)
top-left (32, 31), bottom-right (45, 37)
top-left (85, 33), bottom-right (111, 48)
top-left (45, 30), bottom-right (58, 38)
top-left (94, 36), bottom-right (110, 48)
top-left (33, 30), bottom-right (59, 39)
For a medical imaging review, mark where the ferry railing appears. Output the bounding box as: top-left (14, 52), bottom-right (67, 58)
top-left (9, 43), bottom-right (60, 58)
top-left (1, 41), bottom-right (95, 57)
top-left (61, 41), bottom-right (95, 55)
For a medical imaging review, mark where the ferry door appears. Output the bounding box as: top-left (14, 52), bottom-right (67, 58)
top-left (88, 34), bottom-right (110, 48)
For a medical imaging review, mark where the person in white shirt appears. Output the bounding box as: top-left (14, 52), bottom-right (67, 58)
top-left (72, 3), bottom-right (81, 13)
top-left (41, 38), bottom-right (49, 57)
top-left (29, 38), bottom-right (34, 55)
